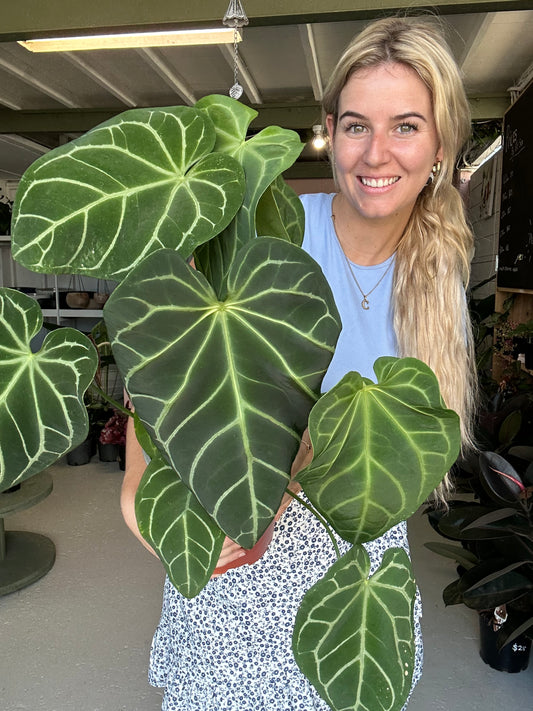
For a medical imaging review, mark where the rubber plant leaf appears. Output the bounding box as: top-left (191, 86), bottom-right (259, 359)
top-left (297, 357), bottom-right (461, 544)
top-left (455, 559), bottom-right (533, 610)
top-left (104, 238), bottom-right (341, 548)
top-left (293, 545), bottom-right (415, 711)
top-left (437, 505), bottom-right (523, 541)
top-left (11, 105), bottom-right (245, 281)
top-left (479, 450), bottom-right (526, 507)
top-left (135, 452), bottom-right (225, 598)
top-left (194, 94), bottom-right (304, 296)
top-left (0, 288), bottom-right (97, 491)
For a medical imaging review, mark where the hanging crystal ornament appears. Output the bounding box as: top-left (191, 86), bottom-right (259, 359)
top-left (223, 0), bottom-right (249, 99)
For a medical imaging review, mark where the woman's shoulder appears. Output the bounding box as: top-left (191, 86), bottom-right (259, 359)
top-left (299, 192), bottom-right (335, 213)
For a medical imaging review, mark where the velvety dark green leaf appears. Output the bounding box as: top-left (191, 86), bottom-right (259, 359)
top-left (105, 238), bottom-right (341, 548)
top-left (12, 105), bottom-right (245, 281)
top-left (135, 453), bottom-right (224, 598)
top-left (0, 288), bottom-right (97, 490)
top-left (255, 175), bottom-right (305, 245)
top-left (297, 357), bottom-right (461, 544)
top-left (195, 95), bottom-right (303, 296)
top-left (293, 546), bottom-right (415, 711)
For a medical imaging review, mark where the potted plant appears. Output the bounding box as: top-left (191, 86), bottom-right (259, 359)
top-left (98, 409), bottom-right (128, 466)
top-left (426, 449), bottom-right (533, 672)
top-left (10, 95), bottom-right (461, 711)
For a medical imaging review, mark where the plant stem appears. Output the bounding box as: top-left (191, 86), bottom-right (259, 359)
top-left (285, 488), bottom-right (341, 559)
top-left (90, 383), bottom-right (132, 418)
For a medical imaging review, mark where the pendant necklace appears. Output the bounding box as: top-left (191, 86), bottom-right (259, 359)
top-left (331, 212), bottom-right (396, 310)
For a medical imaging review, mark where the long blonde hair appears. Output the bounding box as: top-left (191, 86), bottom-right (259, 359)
top-left (322, 17), bottom-right (478, 495)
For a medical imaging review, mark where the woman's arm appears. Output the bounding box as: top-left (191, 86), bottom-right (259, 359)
top-left (120, 414), bottom-right (158, 557)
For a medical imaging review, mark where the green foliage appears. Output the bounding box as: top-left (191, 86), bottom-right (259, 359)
top-left (11, 94), bottom-right (462, 710)
top-left (12, 106), bottom-right (245, 280)
top-left (0, 288), bottom-right (97, 491)
top-left (293, 547), bottom-right (415, 711)
top-left (298, 358), bottom-right (460, 543)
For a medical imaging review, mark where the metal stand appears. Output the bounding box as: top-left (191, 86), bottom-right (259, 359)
top-left (0, 471), bottom-right (56, 596)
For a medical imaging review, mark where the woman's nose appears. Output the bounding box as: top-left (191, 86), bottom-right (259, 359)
top-left (364, 132), bottom-right (390, 166)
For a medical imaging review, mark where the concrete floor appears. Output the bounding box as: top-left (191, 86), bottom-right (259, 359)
top-left (1, 458), bottom-right (531, 711)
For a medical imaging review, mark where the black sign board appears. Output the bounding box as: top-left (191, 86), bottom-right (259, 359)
top-left (497, 81), bottom-right (533, 292)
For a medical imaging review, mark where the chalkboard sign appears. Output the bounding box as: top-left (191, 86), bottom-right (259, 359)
top-left (497, 80), bottom-right (533, 292)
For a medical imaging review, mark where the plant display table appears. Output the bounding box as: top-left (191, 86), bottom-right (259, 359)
top-left (0, 471), bottom-right (55, 596)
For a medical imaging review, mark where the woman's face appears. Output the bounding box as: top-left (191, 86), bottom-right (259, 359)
top-left (326, 62), bottom-right (442, 226)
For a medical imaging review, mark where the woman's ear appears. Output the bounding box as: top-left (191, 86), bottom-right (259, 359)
top-left (435, 146), bottom-right (444, 163)
top-left (326, 114), bottom-right (336, 143)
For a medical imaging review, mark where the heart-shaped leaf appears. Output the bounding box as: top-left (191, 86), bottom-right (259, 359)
top-left (297, 357), bottom-right (461, 544)
top-left (135, 453), bottom-right (225, 598)
top-left (105, 238), bottom-right (341, 548)
top-left (11, 105), bottom-right (245, 281)
top-left (0, 288), bottom-right (97, 491)
top-left (293, 545), bottom-right (415, 711)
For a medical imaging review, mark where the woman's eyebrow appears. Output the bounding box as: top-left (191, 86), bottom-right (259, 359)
top-left (338, 110), bottom-right (428, 122)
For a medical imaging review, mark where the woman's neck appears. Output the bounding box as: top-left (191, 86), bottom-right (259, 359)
top-left (331, 193), bottom-right (408, 266)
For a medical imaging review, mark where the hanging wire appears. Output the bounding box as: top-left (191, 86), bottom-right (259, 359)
top-left (223, 0), bottom-right (249, 99)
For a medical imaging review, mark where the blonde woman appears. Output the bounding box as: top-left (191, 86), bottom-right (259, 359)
top-left (122, 16), bottom-right (477, 711)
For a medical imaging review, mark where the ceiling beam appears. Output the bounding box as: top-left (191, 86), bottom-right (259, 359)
top-left (2, 1), bottom-right (532, 41)
top-left (0, 95), bottom-right (510, 136)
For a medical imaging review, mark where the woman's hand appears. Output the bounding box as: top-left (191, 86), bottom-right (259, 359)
top-left (211, 537), bottom-right (247, 577)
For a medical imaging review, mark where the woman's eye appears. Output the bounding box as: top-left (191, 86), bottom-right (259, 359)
top-left (346, 123), bottom-right (366, 134)
top-left (397, 123), bottom-right (418, 134)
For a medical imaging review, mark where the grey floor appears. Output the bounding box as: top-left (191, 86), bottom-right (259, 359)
top-left (1, 458), bottom-right (531, 711)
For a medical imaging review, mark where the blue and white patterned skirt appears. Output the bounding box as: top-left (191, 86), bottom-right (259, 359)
top-left (149, 496), bottom-right (423, 711)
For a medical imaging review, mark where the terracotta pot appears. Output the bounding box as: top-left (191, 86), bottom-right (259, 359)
top-left (93, 292), bottom-right (109, 306)
top-left (66, 291), bottom-right (90, 308)
top-left (213, 519), bottom-right (276, 576)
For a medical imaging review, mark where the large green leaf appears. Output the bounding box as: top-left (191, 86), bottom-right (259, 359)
top-left (293, 546), bottom-right (415, 711)
top-left (11, 105), bottom-right (245, 281)
top-left (0, 288), bottom-right (97, 490)
top-left (135, 453), bottom-right (225, 598)
top-left (297, 357), bottom-right (461, 544)
top-left (105, 238), bottom-right (341, 548)
top-left (255, 175), bottom-right (305, 246)
top-left (195, 95), bottom-right (304, 296)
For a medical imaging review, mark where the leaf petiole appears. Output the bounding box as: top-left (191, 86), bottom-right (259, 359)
top-left (285, 488), bottom-right (341, 559)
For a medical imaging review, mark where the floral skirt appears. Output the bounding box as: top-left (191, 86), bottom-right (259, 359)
top-left (149, 496), bottom-right (423, 711)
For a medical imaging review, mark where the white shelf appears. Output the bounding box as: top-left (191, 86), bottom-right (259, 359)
top-left (42, 309), bottom-right (103, 318)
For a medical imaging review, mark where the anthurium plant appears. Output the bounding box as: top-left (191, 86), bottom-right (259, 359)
top-left (0, 287), bottom-right (97, 492)
top-left (11, 95), bottom-right (460, 711)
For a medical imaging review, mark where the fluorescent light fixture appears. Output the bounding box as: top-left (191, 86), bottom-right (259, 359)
top-left (18, 28), bottom-right (242, 52)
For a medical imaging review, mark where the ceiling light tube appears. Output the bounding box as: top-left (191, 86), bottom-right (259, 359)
top-left (18, 28), bottom-right (242, 53)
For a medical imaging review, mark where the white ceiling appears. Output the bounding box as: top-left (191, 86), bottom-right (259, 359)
top-left (0, 2), bottom-right (532, 180)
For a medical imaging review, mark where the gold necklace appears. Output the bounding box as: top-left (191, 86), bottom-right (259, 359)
top-left (331, 212), bottom-right (396, 310)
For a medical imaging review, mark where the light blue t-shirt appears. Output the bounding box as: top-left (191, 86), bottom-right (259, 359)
top-left (300, 192), bottom-right (398, 391)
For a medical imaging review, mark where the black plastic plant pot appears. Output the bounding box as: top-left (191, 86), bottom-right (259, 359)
top-left (98, 441), bottom-right (119, 462)
top-left (479, 614), bottom-right (531, 673)
top-left (66, 437), bottom-right (94, 466)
